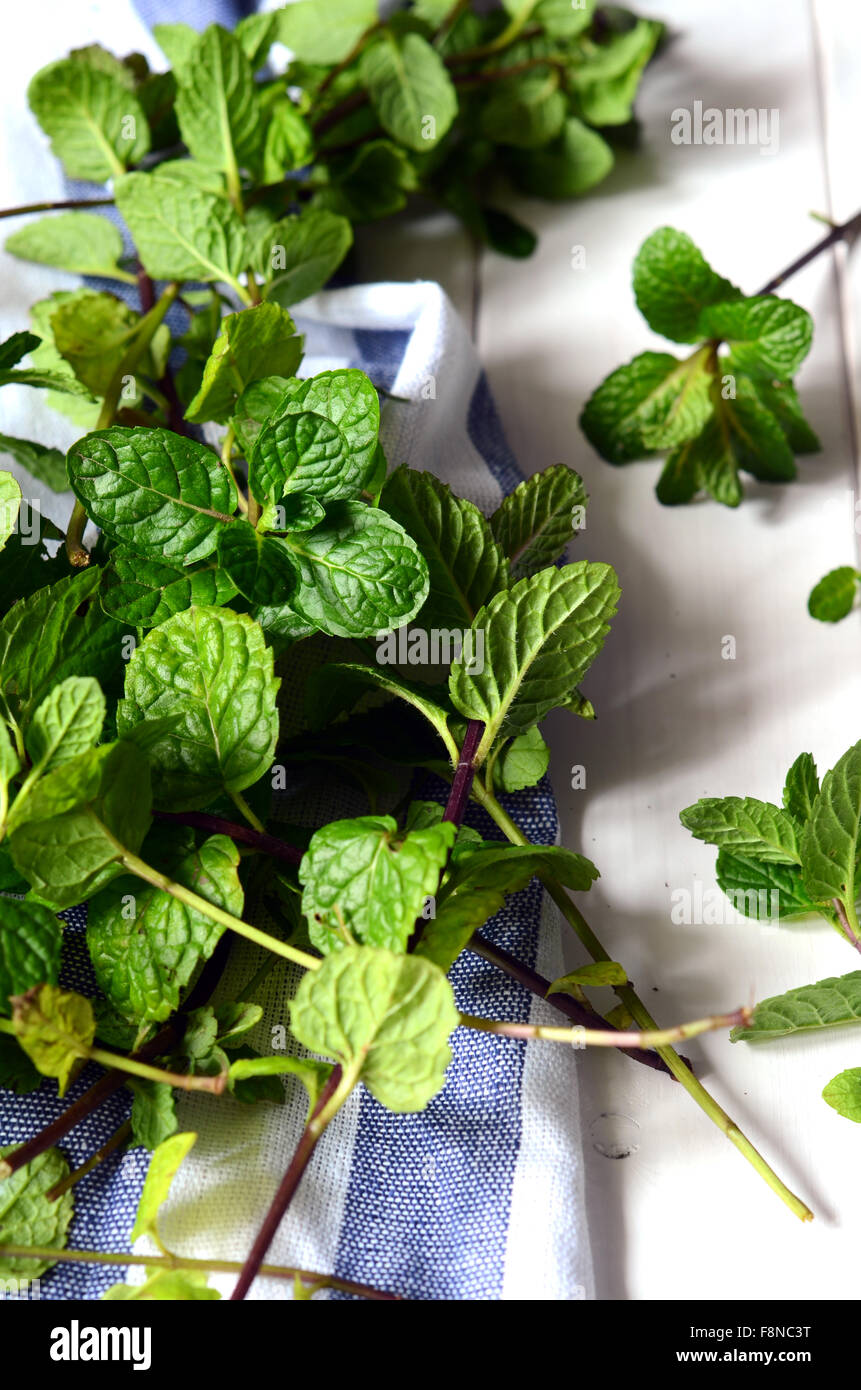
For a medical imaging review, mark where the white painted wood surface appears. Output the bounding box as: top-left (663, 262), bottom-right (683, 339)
top-left (360, 0), bottom-right (861, 1300)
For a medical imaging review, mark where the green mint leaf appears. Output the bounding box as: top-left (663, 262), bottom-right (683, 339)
top-left (300, 814), bottom-right (456, 953)
top-left (0, 1035), bottom-right (42, 1094)
top-left (11, 984), bottom-right (95, 1096)
top-left (25, 292), bottom-right (101, 426)
top-left (699, 296), bottom-right (813, 381)
top-left (174, 25), bottom-right (263, 182)
top-left (212, 1001), bottom-right (263, 1048)
top-left (633, 228), bottom-right (741, 343)
top-left (290, 945), bottom-right (458, 1111)
top-left (489, 463), bottom-right (587, 579)
top-left (277, 0), bottom-right (378, 64)
top-left (5, 213), bottom-right (134, 284)
top-left (261, 102), bottom-right (314, 182)
top-left (379, 465), bottom-right (509, 628)
top-left (118, 606), bottom-right (279, 810)
top-left (568, 17), bottom-right (662, 126)
top-left (235, 11), bottom-right (279, 70)
top-left (265, 494), bottom-right (326, 533)
top-left (67, 427), bottom-right (237, 564)
top-left (28, 59), bottom-right (150, 181)
top-left (731, 971), bottom-right (861, 1042)
top-left (449, 562), bottom-right (619, 755)
top-left (491, 727), bottom-right (550, 793)
top-left (153, 23), bottom-right (200, 73)
top-left (185, 303), bottom-right (303, 425)
top-left (104, 1268), bottom-right (219, 1301)
top-left (480, 70), bottom-right (566, 148)
top-left (87, 833), bottom-right (243, 1024)
top-left (9, 741), bottom-right (152, 909)
top-left (313, 139), bottom-right (417, 221)
top-left (249, 369), bottom-right (380, 505)
top-left (360, 31), bottom-right (457, 151)
top-left (129, 1080), bottom-right (178, 1151)
top-left (132, 1132), bottom-right (197, 1243)
top-left (51, 291), bottom-right (144, 398)
top-left (0, 472), bottom-right (21, 553)
top-left (714, 851), bottom-right (817, 920)
top-left (581, 351), bottom-right (691, 463)
top-left (0, 365), bottom-right (95, 399)
top-left (506, 117), bottom-right (613, 198)
top-left (101, 548), bottom-right (238, 628)
top-left (443, 842), bottom-right (599, 896)
top-left (800, 742), bottom-right (861, 919)
top-left (0, 567), bottom-right (123, 727)
top-left (25, 676), bottom-right (106, 777)
top-left (808, 567), bottom-right (859, 623)
top-left (115, 172), bottom-right (248, 286)
top-left (0, 434), bottom-right (67, 492)
top-left (215, 526), bottom-right (298, 606)
top-left (261, 210), bottom-right (354, 309)
top-left (822, 1068), bottom-right (861, 1123)
top-left (232, 375), bottom-right (294, 456)
top-left (0, 332), bottom-right (41, 371)
top-left (676, 378), bottom-right (797, 505)
top-left (305, 661), bottom-right (455, 755)
top-left (679, 796), bottom-right (801, 864)
top-left (0, 900), bottom-right (62, 1012)
top-left (227, 1054), bottom-right (331, 1115)
top-left (742, 374), bottom-right (820, 454)
top-left (782, 752), bottom-right (820, 825)
top-left (548, 961), bottom-right (627, 993)
top-left (0, 1147), bottom-right (74, 1282)
top-left (414, 883), bottom-right (506, 976)
top-left (284, 502), bottom-right (429, 639)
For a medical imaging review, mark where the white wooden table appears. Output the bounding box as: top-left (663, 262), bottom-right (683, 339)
top-left (358, 0), bottom-right (861, 1301)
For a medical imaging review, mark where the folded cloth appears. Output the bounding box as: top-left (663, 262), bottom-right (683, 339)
top-left (0, 0), bottom-right (594, 1301)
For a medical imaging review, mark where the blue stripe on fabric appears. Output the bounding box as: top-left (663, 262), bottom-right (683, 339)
top-left (332, 777), bottom-right (559, 1301)
top-left (467, 371), bottom-right (524, 495)
top-left (352, 328), bottom-right (412, 393)
top-left (132, 0), bottom-right (251, 30)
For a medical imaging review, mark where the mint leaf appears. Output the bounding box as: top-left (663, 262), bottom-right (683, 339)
top-left (153, 23), bottom-right (200, 73)
top-left (132, 1132), bottom-right (197, 1243)
top-left (249, 369), bottom-right (380, 505)
top-left (0, 1035), bottom-right (42, 1094)
top-left (115, 172), bottom-right (247, 287)
top-left (714, 851), bottom-right (816, 920)
top-left (731, 971), bottom-right (861, 1042)
top-left (633, 228), bottom-right (741, 343)
top-left (0, 473), bottom-right (21, 553)
top-left (744, 375), bottom-right (820, 454)
top-left (118, 607), bottom-right (279, 810)
top-left (679, 796), bottom-right (801, 864)
top-left (548, 962), bottom-right (627, 992)
top-left (491, 727), bottom-right (550, 792)
top-left (11, 985), bottom-right (95, 1096)
top-left (9, 741), bottom-right (152, 909)
top-left (300, 814), bottom-right (455, 953)
top-left (0, 900), bottom-right (63, 1011)
top-left (699, 296), bottom-right (813, 380)
top-left (0, 434), bottom-right (67, 492)
top-left (88, 833), bottom-right (243, 1024)
top-left (129, 1080), bottom-right (178, 1151)
top-left (285, 502), bottom-right (429, 639)
top-left (822, 1068), bottom-right (861, 1123)
top-left (305, 661), bottom-right (455, 756)
top-left (216, 526), bottom-right (298, 606)
top-left (568, 18), bottom-right (662, 126)
top-left (227, 1054), bottom-right (332, 1115)
top-left (480, 70), bottom-right (566, 148)
top-left (442, 842), bottom-right (598, 896)
top-left (28, 58), bottom-right (149, 180)
top-left (260, 103), bottom-right (314, 182)
top-left (800, 742), bottom-right (861, 922)
top-left (507, 116), bottom-right (613, 198)
top-left (314, 139), bottom-right (417, 221)
top-left (67, 427), bottom-right (237, 564)
top-left (105, 1268), bottom-right (219, 1300)
top-left (277, 0), bottom-right (378, 64)
top-left (25, 676), bottom-right (106, 777)
top-left (101, 549), bottom-right (238, 628)
top-left (379, 465), bottom-right (509, 628)
top-left (449, 562), bottom-right (619, 756)
top-left (185, 303), bottom-right (303, 425)
top-left (261, 209), bottom-right (353, 308)
top-left (783, 752), bottom-right (819, 825)
top-left (51, 292), bottom-right (145, 398)
top-left (414, 883), bottom-right (505, 975)
top-left (0, 567), bottom-right (123, 726)
top-left (174, 25), bottom-right (263, 185)
top-left (290, 945), bottom-right (458, 1111)
top-left (0, 1147), bottom-right (74, 1282)
top-left (5, 213), bottom-right (134, 284)
top-left (0, 332), bottom-right (40, 371)
top-left (361, 32), bottom-right (456, 151)
top-left (489, 463), bottom-right (587, 580)
top-left (808, 567), bottom-right (859, 623)
top-left (581, 351), bottom-right (698, 463)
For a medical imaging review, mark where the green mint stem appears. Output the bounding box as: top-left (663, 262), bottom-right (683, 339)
top-left (0, 1018), bottom-right (223, 1093)
top-left (65, 280), bottom-right (180, 568)
top-left (229, 787), bottom-right (267, 834)
top-left (120, 850), bottom-right (320, 972)
top-left (471, 776), bottom-right (814, 1223)
top-left (230, 1061), bottom-right (358, 1300)
top-left (458, 1006), bottom-right (749, 1047)
top-left (755, 209), bottom-right (861, 296)
top-left (45, 1120), bottom-right (132, 1201)
top-left (0, 1243), bottom-right (399, 1299)
top-left (220, 424), bottom-right (248, 514)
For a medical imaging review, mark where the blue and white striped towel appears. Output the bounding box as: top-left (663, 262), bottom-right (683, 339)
top-left (0, 0), bottom-right (594, 1301)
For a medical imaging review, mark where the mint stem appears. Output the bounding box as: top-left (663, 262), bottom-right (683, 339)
top-left (153, 809), bottom-right (303, 864)
top-left (831, 898), bottom-right (861, 955)
top-left (755, 209), bottom-right (861, 295)
top-left (0, 196), bottom-right (115, 220)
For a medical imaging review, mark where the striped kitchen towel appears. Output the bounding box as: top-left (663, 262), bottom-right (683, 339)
top-left (0, 0), bottom-right (594, 1301)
